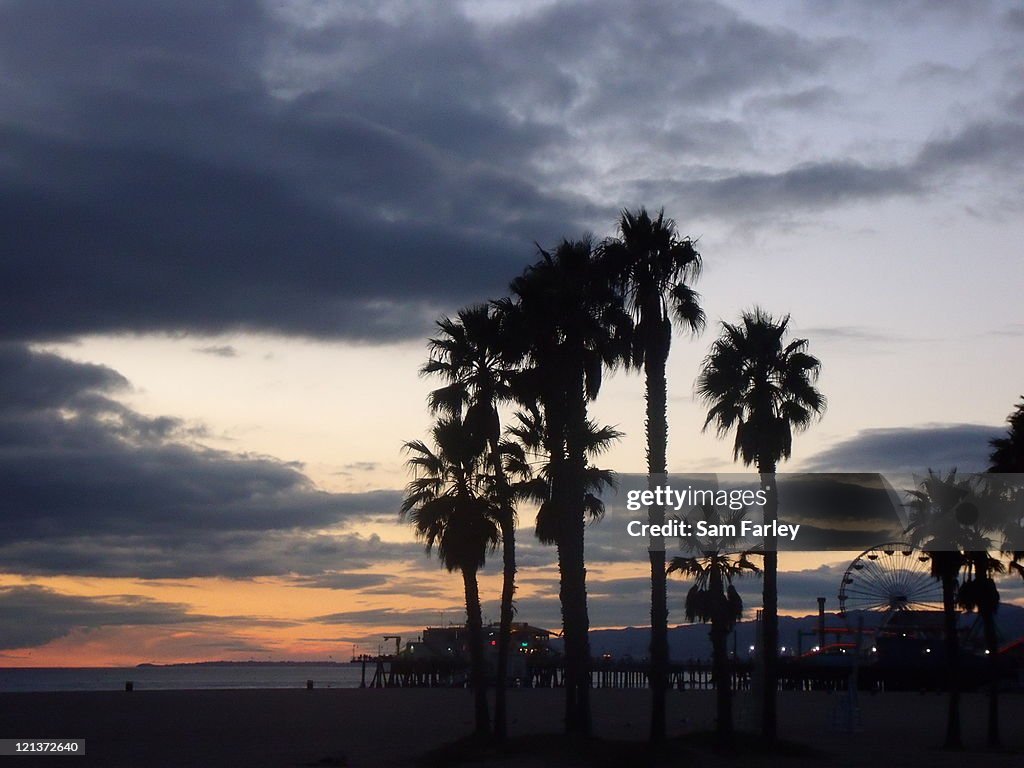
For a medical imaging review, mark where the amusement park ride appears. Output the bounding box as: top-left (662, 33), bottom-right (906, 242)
top-left (804, 541), bottom-right (970, 667)
top-left (838, 542), bottom-right (943, 617)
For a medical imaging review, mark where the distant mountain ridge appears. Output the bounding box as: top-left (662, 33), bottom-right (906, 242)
top-left (576, 604), bottom-right (1024, 661)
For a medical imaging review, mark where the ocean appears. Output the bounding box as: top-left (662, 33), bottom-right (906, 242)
top-left (0, 664), bottom-right (367, 692)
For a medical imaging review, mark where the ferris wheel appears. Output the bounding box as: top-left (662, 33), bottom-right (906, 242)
top-left (837, 542), bottom-right (944, 617)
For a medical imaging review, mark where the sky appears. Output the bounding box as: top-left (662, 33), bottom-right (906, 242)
top-left (1, 0), bottom-right (1023, 665)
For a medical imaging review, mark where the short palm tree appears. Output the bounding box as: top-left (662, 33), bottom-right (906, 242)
top-left (507, 407), bottom-right (620, 547)
top-left (422, 304), bottom-right (520, 740)
top-left (602, 207), bottom-right (704, 742)
top-left (904, 470), bottom-right (993, 750)
top-left (668, 505), bottom-right (759, 745)
top-left (696, 308), bottom-right (824, 743)
top-left (401, 416), bottom-right (499, 738)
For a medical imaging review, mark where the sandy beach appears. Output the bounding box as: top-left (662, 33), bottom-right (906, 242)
top-left (2, 688), bottom-right (1022, 767)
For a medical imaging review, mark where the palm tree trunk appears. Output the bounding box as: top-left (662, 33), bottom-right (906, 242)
top-left (541, 391), bottom-right (579, 734)
top-left (494, 512), bottom-right (516, 741)
top-left (710, 570), bottom-right (733, 746)
top-left (645, 351), bottom-right (669, 743)
top-left (556, 536), bottom-right (578, 730)
top-left (462, 565), bottom-right (491, 738)
top-left (560, 509), bottom-right (591, 734)
top-left (941, 572), bottom-right (962, 750)
top-left (491, 436), bottom-right (517, 742)
top-left (981, 607), bottom-right (1000, 747)
top-left (562, 357), bottom-right (593, 736)
top-left (757, 462), bottom-right (778, 744)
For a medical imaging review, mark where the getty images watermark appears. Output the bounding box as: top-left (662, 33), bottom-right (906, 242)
top-left (605, 472), bottom-right (1024, 552)
top-left (623, 484), bottom-right (801, 543)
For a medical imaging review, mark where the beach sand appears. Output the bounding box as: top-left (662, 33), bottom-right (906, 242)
top-left (1, 688), bottom-right (1021, 767)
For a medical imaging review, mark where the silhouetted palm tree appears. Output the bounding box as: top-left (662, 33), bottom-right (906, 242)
top-left (401, 416), bottom-right (500, 738)
top-left (989, 397), bottom-right (1024, 473)
top-left (696, 308), bottom-right (824, 743)
top-left (505, 239), bottom-right (630, 735)
top-left (422, 304), bottom-right (520, 740)
top-left (668, 505), bottom-right (759, 746)
top-left (904, 469), bottom-right (982, 750)
top-left (507, 408), bottom-right (619, 548)
top-left (959, 547), bottom-right (1004, 747)
top-left (990, 400), bottom-right (1024, 620)
top-left (602, 207), bottom-right (704, 742)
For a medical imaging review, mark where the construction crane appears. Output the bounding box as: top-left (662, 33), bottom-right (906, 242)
top-left (383, 635), bottom-right (401, 656)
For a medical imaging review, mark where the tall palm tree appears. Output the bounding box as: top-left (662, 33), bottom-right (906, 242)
top-left (904, 470), bottom-right (989, 750)
top-left (421, 304), bottom-right (520, 740)
top-left (505, 239), bottom-right (630, 735)
top-left (602, 207), bottom-right (704, 742)
top-left (401, 416), bottom-right (500, 738)
top-left (668, 505), bottom-right (759, 746)
top-left (696, 308), bottom-right (824, 743)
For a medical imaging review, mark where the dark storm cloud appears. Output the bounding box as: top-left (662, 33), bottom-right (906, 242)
top-left (914, 121), bottom-right (1024, 175)
top-left (0, 344), bottom-right (412, 577)
top-left (0, 1), bottom-right (574, 342)
top-left (0, 0), bottom-right (854, 342)
top-left (0, 584), bottom-right (300, 650)
top-left (638, 159), bottom-right (921, 217)
top-left (634, 114), bottom-right (1024, 218)
top-left (803, 424), bottom-right (1001, 474)
top-left (0, 343), bottom-right (128, 412)
top-left (0, 585), bottom-right (205, 650)
top-left (0, 531), bottom-right (423, 580)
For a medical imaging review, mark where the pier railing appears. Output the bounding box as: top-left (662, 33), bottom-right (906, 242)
top-left (354, 653), bottom-right (1013, 692)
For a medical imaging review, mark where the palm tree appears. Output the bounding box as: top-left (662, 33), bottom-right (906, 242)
top-left (507, 407), bottom-right (620, 549)
top-left (668, 505), bottom-right (759, 745)
top-left (959, 547), bottom-right (1004, 747)
top-left (990, 399), bottom-right (1024, 632)
top-left (401, 416), bottom-right (500, 738)
top-left (904, 470), bottom-right (993, 750)
top-left (601, 207), bottom-right (704, 742)
top-left (505, 239), bottom-right (630, 735)
top-left (989, 397), bottom-right (1024, 473)
top-left (696, 308), bottom-right (824, 743)
top-left (421, 304), bottom-right (520, 740)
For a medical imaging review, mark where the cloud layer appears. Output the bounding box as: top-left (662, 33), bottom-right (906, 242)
top-left (2, 1), bottom-right (1020, 342)
top-left (0, 343), bottom-right (406, 578)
